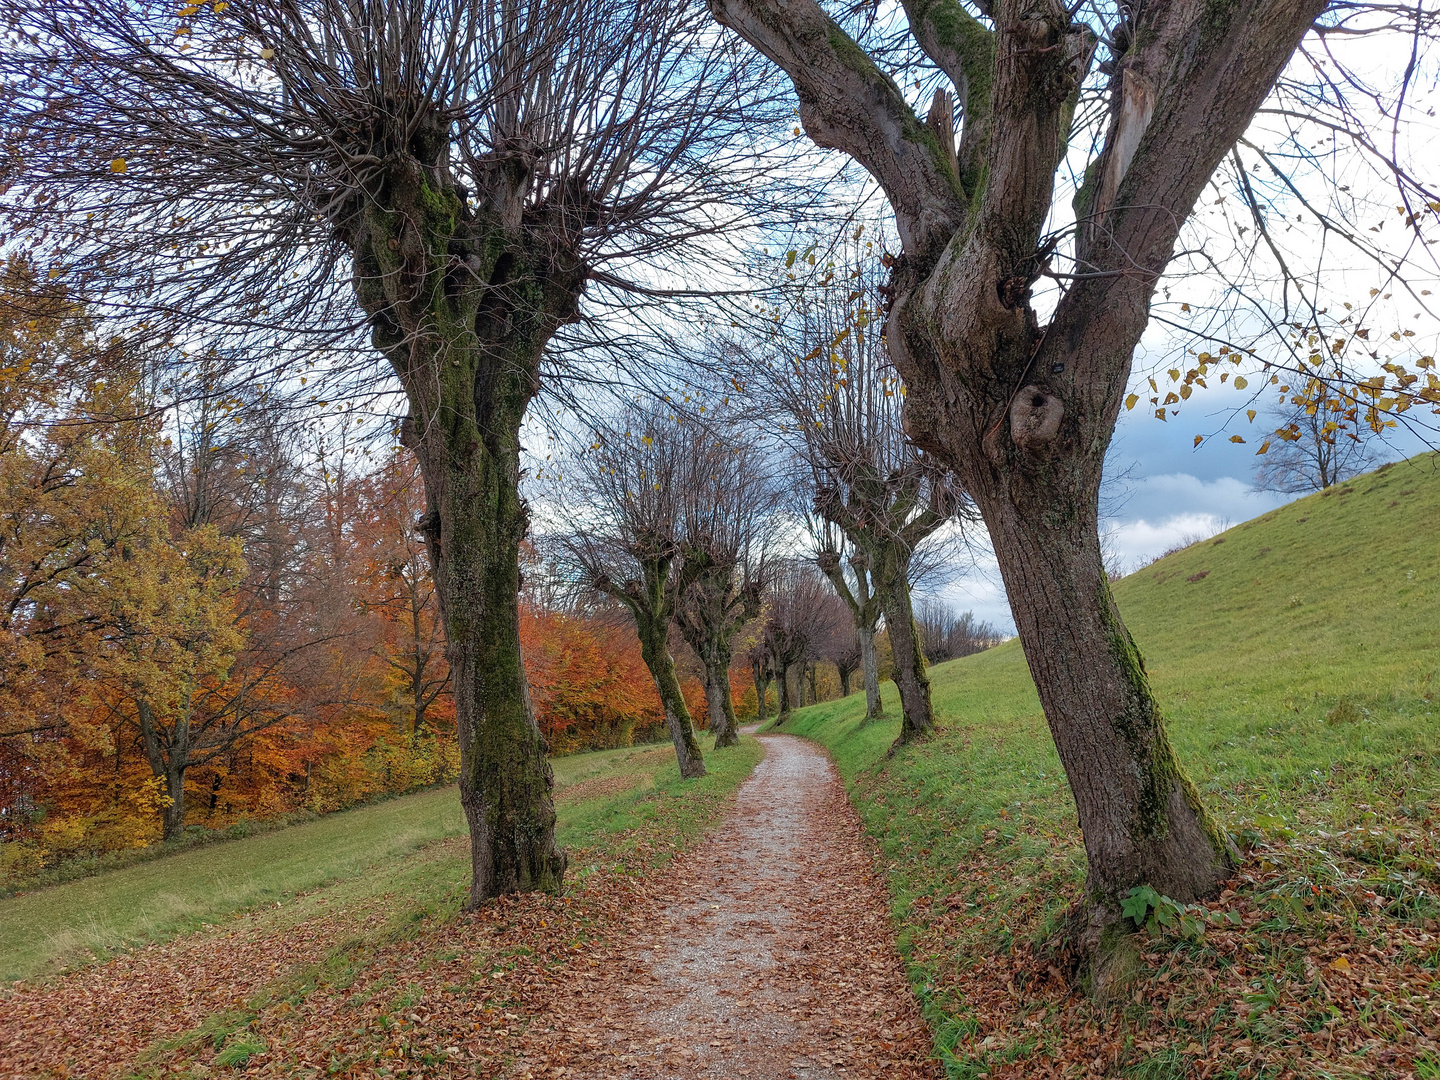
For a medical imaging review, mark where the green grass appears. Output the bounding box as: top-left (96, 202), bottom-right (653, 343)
top-left (778, 452), bottom-right (1440, 1076)
top-left (0, 734), bottom-right (760, 985)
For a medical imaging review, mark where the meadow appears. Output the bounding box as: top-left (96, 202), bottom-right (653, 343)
top-left (776, 452), bottom-right (1440, 1078)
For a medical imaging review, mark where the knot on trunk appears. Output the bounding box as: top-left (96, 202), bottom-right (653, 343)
top-left (1009, 385), bottom-right (1064, 451)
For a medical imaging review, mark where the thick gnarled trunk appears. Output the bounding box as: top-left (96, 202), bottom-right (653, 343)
top-left (406, 336), bottom-right (567, 903)
top-left (980, 474), bottom-right (1233, 909)
top-left (355, 178), bottom-right (570, 905)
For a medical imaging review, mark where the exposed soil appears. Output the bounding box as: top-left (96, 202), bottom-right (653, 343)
top-left (514, 733), bottom-right (939, 1079)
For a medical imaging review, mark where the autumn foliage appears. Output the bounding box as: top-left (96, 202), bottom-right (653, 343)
top-left (0, 268), bottom-right (704, 881)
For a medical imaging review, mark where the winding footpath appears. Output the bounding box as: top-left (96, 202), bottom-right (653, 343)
top-left (517, 732), bottom-right (939, 1079)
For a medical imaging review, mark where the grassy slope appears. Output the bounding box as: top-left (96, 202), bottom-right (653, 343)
top-left (1, 735), bottom-right (761, 984)
top-left (781, 452), bottom-right (1440, 1079)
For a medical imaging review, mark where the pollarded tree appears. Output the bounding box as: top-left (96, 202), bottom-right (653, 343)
top-left (1, 0), bottom-right (792, 901)
top-left (704, 0), bottom-right (1381, 941)
top-left (761, 562), bottom-right (829, 724)
top-left (672, 421), bottom-right (778, 748)
top-left (744, 251), bottom-right (969, 742)
top-left (560, 407), bottom-right (713, 778)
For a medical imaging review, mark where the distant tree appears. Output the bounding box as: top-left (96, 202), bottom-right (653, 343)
top-left (762, 564), bottom-right (829, 724)
top-left (914, 600), bottom-right (1004, 665)
top-left (1255, 380), bottom-right (1380, 493)
top-left (561, 408), bottom-right (712, 778)
top-left (742, 248), bottom-right (969, 742)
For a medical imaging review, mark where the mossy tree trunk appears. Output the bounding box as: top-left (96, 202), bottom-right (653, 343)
top-left (707, 0), bottom-right (1322, 931)
top-left (979, 476), bottom-right (1235, 916)
top-left (597, 548), bottom-right (707, 778)
top-left (751, 653), bottom-right (772, 726)
top-left (876, 559), bottom-right (933, 745)
top-left (635, 610), bottom-right (707, 778)
top-left (817, 550), bottom-right (885, 721)
top-left (858, 628), bottom-right (881, 720)
top-left (351, 148), bottom-right (568, 905)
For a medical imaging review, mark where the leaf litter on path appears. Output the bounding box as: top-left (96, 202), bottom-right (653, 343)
top-left (1, 735), bottom-right (938, 1079)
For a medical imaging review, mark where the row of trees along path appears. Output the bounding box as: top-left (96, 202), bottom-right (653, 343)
top-left (4, 0), bottom-right (1435, 985)
top-left (0, 734), bottom-right (939, 1080)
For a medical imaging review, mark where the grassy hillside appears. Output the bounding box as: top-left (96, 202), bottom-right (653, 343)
top-left (780, 452), bottom-right (1440, 1079)
top-left (0, 736), bottom-right (761, 984)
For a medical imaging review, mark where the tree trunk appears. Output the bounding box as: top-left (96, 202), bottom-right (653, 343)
top-left (137, 698), bottom-right (189, 841)
top-left (753, 666), bottom-right (770, 726)
top-left (983, 482), bottom-right (1234, 915)
top-left (162, 764), bottom-right (186, 841)
top-left (807, 662), bottom-right (818, 706)
top-left (838, 666), bottom-right (852, 697)
top-left (705, 657), bottom-right (740, 748)
top-left (353, 173), bottom-right (574, 905)
top-left (859, 627), bottom-right (882, 721)
top-left (400, 331), bottom-right (567, 904)
top-left (879, 570), bottom-right (934, 743)
top-left (775, 662), bottom-right (791, 722)
top-left (636, 617), bottom-right (707, 778)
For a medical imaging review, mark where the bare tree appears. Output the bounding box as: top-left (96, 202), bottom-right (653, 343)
top-left (740, 249), bottom-right (969, 742)
top-left (914, 599), bottom-right (1004, 664)
top-left (1254, 380), bottom-right (1380, 493)
top-left (762, 563), bottom-right (829, 724)
top-left (703, 0), bottom-right (1412, 939)
top-left (559, 407), bottom-right (712, 778)
top-left (814, 590), bottom-right (862, 697)
top-left (1, 0), bottom-right (795, 901)
top-left (671, 421), bottom-right (778, 748)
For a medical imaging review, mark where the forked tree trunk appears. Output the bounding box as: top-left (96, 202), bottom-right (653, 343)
top-left (354, 171), bottom-right (570, 905)
top-left (704, 658), bottom-right (740, 747)
top-left (980, 477), bottom-right (1234, 915)
top-left (859, 627), bottom-right (881, 721)
top-left (635, 617), bottom-right (707, 778)
top-left (138, 698), bottom-right (189, 841)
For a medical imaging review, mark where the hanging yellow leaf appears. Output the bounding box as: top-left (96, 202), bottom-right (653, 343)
top-left (260, 47), bottom-right (275, 59)
top-left (1256, 440), bottom-right (1271, 455)
top-left (1246, 409), bottom-right (1256, 422)
top-left (1234, 376), bottom-right (1248, 390)
top-left (110, 158), bottom-right (127, 173)
top-left (1125, 393), bottom-right (1139, 410)
top-left (1193, 435), bottom-right (1203, 447)
top-left (1230, 435), bottom-right (1246, 443)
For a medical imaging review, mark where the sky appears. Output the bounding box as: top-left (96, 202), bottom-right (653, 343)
top-left (931, 375), bottom-right (1435, 636)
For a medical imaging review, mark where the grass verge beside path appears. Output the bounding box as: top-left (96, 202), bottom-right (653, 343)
top-left (777, 453), bottom-right (1440, 1080)
top-left (1, 735), bottom-right (759, 986)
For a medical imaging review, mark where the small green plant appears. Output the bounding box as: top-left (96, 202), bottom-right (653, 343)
top-left (1415, 1052), bottom-right (1440, 1080)
top-left (214, 1034), bottom-right (266, 1067)
top-left (1121, 885), bottom-right (1240, 940)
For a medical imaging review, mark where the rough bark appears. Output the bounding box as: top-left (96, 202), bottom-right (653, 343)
top-left (858, 628), bottom-right (881, 720)
top-left (704, 658), bottom-right (741, 747)
top-left (354, 155), bottom-right (569, 904)
top-left (138, 698), bottom-right (189, 841)
top-left (751, 653), bottom-right (772, 726)
top-left (709, 0), bottom-right (1326, 919)
top-left (817, 551), bottom-right (885, 720)
top-left (878, 570), bottom-right (934, 745)
top-left (635, 614), bottom-right (707, 778)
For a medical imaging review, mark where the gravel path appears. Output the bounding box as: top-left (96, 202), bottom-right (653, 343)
top-left (517, 733), bottom-right (939, 1079)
